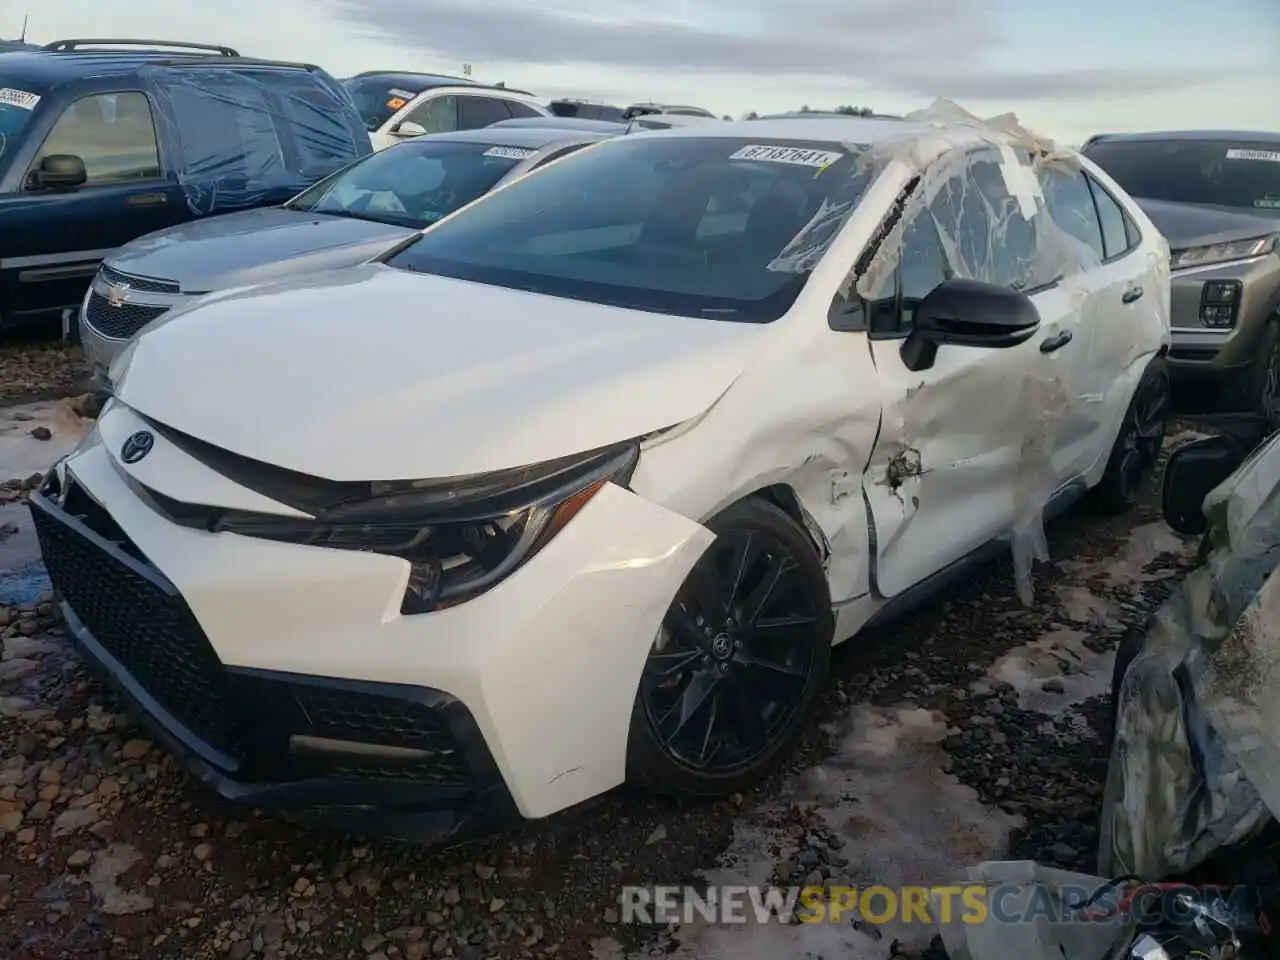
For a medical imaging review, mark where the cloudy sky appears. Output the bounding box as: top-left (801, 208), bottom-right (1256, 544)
top-left (7, 0), bottom-right (1278, 144)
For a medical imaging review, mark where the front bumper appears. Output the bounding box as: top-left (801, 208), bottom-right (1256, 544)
top-left (32, 410), bottom-right (713, 833)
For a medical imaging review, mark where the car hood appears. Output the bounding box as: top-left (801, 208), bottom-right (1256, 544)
top-left (105, 207), bottom-right (418, 293)
top-left (113, 264), bottom-right (766, 482)
top-left (1135, 197), bottom-right (1280, 250)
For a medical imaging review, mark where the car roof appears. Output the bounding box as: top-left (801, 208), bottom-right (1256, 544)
top-left (631, 115), bottom-right (931, 145)
top-left (0, 49), bottom-right (318, 93)
top-left (346, 70), bottom-right (477, 89)
top-left (410, 127), bottom-right (613, 149)
top-left (1085, 130), bottom-right (1280, 146)
top-left (488, 117), bottom-right (628, 133)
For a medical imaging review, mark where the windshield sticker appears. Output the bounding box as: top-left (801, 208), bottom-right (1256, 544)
top-left (729, 145), bottom-right (843, 168)
top-left (1227, 148), bottom-right (1280, 163)
top-left (484, 146), bottom-right (537, 160)
top-left (1256, 197), bottom-right (1280, 209)
top-left (0, 88), bottom-right (40, 110)
top-left (386, 97), bottom-right (407, 110)
top-left (388, 88), bottom-right (416, 99)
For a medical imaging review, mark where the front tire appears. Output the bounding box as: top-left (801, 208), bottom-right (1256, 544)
top-left (1091, 358), bottom-right (1171, 515)
top-left (1254, 319), bottom-right (1280, 426)
top-left (626, 498), bottom-right (833, 798)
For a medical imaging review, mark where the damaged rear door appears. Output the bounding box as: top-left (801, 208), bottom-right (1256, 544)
top-left (863, 147), bottom-right (1076, 598)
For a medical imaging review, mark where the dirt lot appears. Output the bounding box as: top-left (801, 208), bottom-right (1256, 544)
top-left (0, 344), bottom-right (1199, 960)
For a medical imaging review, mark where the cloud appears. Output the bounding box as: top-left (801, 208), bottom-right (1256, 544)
top-left (324, 0), bottom-right (1221, 102)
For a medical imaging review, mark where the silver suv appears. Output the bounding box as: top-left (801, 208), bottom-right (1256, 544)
top-left (1083, 130), bottom-right (1280, 421)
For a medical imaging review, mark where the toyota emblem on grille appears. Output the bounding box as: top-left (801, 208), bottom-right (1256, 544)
top-left (104, 282), bottom-right (131, 308)
top-left (121, 430), bottom-right (154, 464)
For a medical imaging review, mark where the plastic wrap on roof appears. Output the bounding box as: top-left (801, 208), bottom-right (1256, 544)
top-left (143, 64), bottom-right (370, 218)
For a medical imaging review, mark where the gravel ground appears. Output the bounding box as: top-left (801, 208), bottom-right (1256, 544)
top-left (0, 369), bottom-right (1203, 960)
top-left (0, 339), bottom-right (89, 408)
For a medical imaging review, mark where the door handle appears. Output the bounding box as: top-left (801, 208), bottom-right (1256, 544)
top-left (1039, 330), bottom-right (1073, 354)
top-left (128, 192), bottom-right (168, 207)
top-left (1122, 285), bottom-right (1144, 304)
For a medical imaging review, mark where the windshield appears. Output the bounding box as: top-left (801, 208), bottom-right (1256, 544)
top-left (386, 136), bottom-right (875, 323)
top-left (342, 76), bottom-right (426, 132)
top-left (288, 139), bottom-right (530, 229)
top-left (0, 87), bottom-right (42, 161)
top-left (1084, 139), bottom-right (1280, 213)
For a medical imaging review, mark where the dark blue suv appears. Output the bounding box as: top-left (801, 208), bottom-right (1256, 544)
top-left (0, 39), bottom-right (371, 330)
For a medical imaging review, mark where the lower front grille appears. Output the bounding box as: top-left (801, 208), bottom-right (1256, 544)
top-left (30, 487), bottom-right (477, 791)
top-left (83, 291), bottom-right (169, 340)
top-left (30, 489), bottom-right (246, 761)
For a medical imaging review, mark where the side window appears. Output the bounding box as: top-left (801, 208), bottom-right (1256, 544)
top-left (28, 92), bottom-right (160, 187)
top-left (966, 154), bottom-right (1041, 290)
top-left (1037, 164), bottom-right (1105, 262)
top-left (406, 95), bottom-right (457, 134)
top-left (867, 204), bottom-right (950, 337)
top-left (504, 101), bottom-right (542, 120)
top-left (1123, 210), bottom-right (1142, 250)
top-left (1086, 175), bottom-right (1133, 260)
top-left (459, 96), bottom-right (511, 129)
top-left (898, 210), bottom-right (950, 329)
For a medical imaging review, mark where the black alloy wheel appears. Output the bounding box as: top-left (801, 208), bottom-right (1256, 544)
top-left (626, 498), bottom-right (832, 797)
top-left (1093, 359), bottom-right (1172, 514)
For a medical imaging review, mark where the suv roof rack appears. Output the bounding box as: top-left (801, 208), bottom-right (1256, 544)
top-left (43, 38), bottom-right (240, 56)
top-left (350, 69), bottom-right (474, 83)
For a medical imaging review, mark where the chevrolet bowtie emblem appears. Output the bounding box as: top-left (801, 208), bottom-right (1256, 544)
top-left (104, 282), bottom-right (130, 308)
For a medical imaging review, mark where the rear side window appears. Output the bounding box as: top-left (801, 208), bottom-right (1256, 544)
top-left (404, 95), bottom-right (458, 134)
top-left (459, 96), bottom-right (511, 129)
top-left (262, 72), bottom-right (367, 179)
top-left (28, 92), bottom-right (160, 185)
top-left (1037, 165), bottom-right (1105, 262)
top-left (505, 101), bottom-right (542, 120)
top-left (1087, 175), bottom-right (1137, 260)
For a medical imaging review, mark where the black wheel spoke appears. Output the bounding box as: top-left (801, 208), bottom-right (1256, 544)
top-left (735, 651), bottom-right (808, 689)
top-left (696, 688), bottom-right (725, 765)
top-left (742, 554), bottom-right (791, 624)
top-left (689, 555), bottom-right (730, 619)
top-left (724, 532), bottom-right (757, 604)
top-left (645, 647), bottom-right (702, 679)
top-left (665, 607), bottom-right (712, 654)
top-left (656, 671), bottom-right (718, 746)
top-left (741, 613), bottom-right (815, 644)
top-left (726, 683), bottom-right (769, 750)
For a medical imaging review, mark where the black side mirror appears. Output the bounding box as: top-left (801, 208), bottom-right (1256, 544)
top-left (1162, 435), bottom-right (1250, 535)
top-left (900, 278), bottom-right (1041, 372)
top-left (30, 154), bottom-right (87, 190)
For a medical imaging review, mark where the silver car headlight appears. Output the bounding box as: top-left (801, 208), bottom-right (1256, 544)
top-left (1169, 234), bottom-right (1277, 271)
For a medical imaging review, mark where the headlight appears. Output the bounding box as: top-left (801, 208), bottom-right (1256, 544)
top-left (211, 442), bottom-right (640, 613)
top-left (1170, 234), bottom-right (1277, 271)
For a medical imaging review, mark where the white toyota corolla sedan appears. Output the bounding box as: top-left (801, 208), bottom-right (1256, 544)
top-left (32, 111), bottom-right (1171, 841)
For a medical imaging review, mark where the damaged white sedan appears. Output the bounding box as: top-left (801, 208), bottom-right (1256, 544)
top-left (31, 109), bottom-right (1172, 841)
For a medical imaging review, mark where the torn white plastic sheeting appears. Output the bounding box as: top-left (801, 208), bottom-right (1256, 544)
top-left (931, 861), bottom-right (1121, 960)
top-left (853, 100), bottom-right (1077, 603)
top-left (1099, 430), bottom-right (1280, 880)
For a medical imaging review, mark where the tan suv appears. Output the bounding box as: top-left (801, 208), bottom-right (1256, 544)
top-left (1083, 131), bottom-right (1280, 422)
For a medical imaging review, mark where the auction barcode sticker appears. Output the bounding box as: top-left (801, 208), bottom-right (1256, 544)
top-left (1226, 148), bottom-right (1280, 163)
top-left (0, 88), bottom-right (40, 110)
top-left (729, 145), bottom-right (843, 167)
top-left (484, 146), bottom-right (537, 160)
